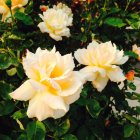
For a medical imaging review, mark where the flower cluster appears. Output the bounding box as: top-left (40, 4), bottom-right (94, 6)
top-left (10, 40), bottom-right (128, 121)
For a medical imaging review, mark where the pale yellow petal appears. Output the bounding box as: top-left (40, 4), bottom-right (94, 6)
top-left (53, 108), bottom-right (69, 119)
top-left (10, 80), bottom-right (35, 101)
top-left (38, 22), bottom-right (49, 33)
top-left (50, 33), bottom-right (62, 41)
top-left (62, 53), bottom-right (75, 71)
top-left (92, 76), bottom-right (109, 92)
top-left (44, 92), bottom-right (68, 111)
top-left (74, 49), bottom-right (92, 66)
top-left (64, 88), bottom-right (81, 104)
top-left (80, 67), bottom-right (97, 81)
top-left (107, 67), bottom-right (126, 82)
top-left (80, 66), bottom-right (106, 81)
top-left (27, 95), bottom-right (53, 121)
top-left (29, 79), bottom-right (47, 92)
top-left (57, 73), bottom-right (83, 97)
top-left (27, 93), bottom-right (69, 120)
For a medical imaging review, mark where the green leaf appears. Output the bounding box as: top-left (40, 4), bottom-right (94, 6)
top-left (128, 82), bottom-right (136, 91)
top-left (86, 99), bottom-right (102, 118)
top-left (125, 51), bottom-right (138, 58)
top-left (16, 65), bottom-right (24, 79)
top-left (136, 107), bottom-right (140, 115)
top-left (76, 98), bottom-right (89, 106)
top-left (124, 114), bottom-right (138, 124)
top-left (0, 81), bottom-right (12, 100)
top-left (81, 83), bottom-right (90, 98)
top-left (12, 109), bottom-right (27, 119)
top-left (0, 100), bottom-right (15, 116)
top-left (104, 17), bottom-right (126, 27)
top-left (6, 68), bottom-right (17, 76)
top-left (77, 125), bottom-right (90, 140)
top-left (109, 7), bottom-right (121, 14)
top-left (0, 53), bottom-right (18, 70)
top-left (0, 134), bottom-right (11, 140)
top-left (14, 11), bottom-right (33, 25)
top-left (44, 119), bottom-right (56, 132)
top-left (55, 119), bottom-right (70, 137)
top-left (26, 121), bottom-right (46, 140)
top-left (8, 34), bottom-right (25, 40)
top-left (17, 133), bottom-right (27, 140)
top-left (126, 19), bottom-right (140, 29)
top-left (25, 1), bottom-right (33, 14)
top-left (128, 13), bottom-right (140, 19)
top-left (62, 134), bottom-right (78, 140)
top-left (124, 124), bottom-right (135, 138)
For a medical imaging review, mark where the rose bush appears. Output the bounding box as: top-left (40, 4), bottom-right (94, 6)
top-left (0, 0), bottom-right (140, 140)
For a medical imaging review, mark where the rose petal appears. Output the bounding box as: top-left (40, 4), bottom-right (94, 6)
top-left (10, 80), bottom-right (35, 101)
top-left (92, 76), bottom-right (109, 92)
top-left (27, 95), bottom-right (53, 121)
top-left (107, 67), bottom-right (126, 82)
top-left (38, 22), bottom-right (49, 33)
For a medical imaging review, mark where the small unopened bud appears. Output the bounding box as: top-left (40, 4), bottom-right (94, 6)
top-left (125, 70), bottom-right (135, 81)
top-left (40, 5), bottom-right (48, 12)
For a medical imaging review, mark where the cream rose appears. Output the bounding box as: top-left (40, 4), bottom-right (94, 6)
top-left (74, 41), bottom-right (128, 92)
top-left (10, 47), bottom-right (83, 121)
top-left (38, 3), bottom-right (73, 41)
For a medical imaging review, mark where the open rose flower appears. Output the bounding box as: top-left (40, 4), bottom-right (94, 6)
top-left (0, 0), bottom-right (28, 22)
top-left (10, 47), bottom-right (83, 121)
top-left (38, 3), bottom-right (73, 41)
top-left (132, 44), bottom-right (140, 61)
top-left (74, 41), bottom-right (128, 92)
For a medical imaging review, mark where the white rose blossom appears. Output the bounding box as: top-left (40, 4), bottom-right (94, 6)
top-left (10, 47), bottom-right (83, 121)
top-left (74, 41), bottom-right (128, 92)
top-left (38, 3), bottom-right (73, 41)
